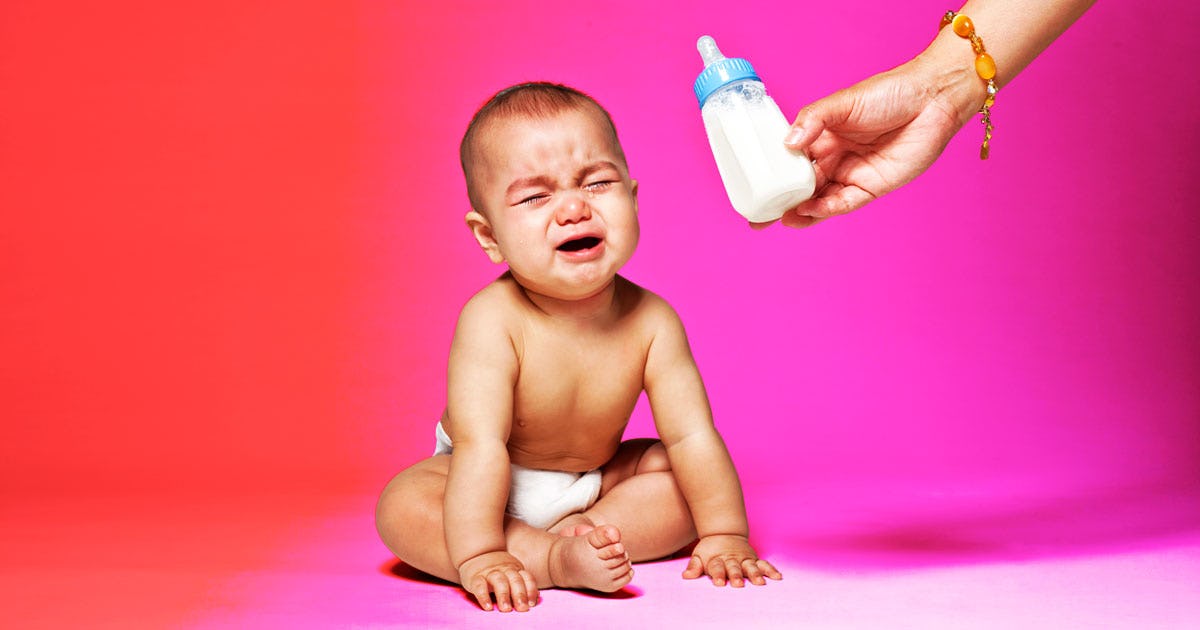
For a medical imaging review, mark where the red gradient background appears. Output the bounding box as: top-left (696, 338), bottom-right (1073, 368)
top-left (3, 1), bottom-right (1198, 627)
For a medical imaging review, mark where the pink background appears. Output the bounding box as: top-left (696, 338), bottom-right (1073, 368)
top-left (4, 0), bottom-right (1197, 500)
top-left (4, 2), bottom-right (1195, 624)
top-left (2, 1), bottom-right (1199, 626)
top-left (360, 0), bottom-right (1200, 494)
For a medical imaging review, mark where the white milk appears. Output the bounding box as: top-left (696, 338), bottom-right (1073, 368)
top-left (694, 36), bottom-right (815, 223)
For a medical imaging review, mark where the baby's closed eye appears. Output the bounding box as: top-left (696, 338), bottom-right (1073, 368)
top-left (584, 181), bottom-right (614, 193)
top-left (517, 193), bottom-right (550, 207)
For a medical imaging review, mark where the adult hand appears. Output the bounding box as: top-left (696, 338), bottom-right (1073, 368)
top-left (776, 56), bottom-right (974, 229)
top-left (770, 0), bottom-right (1096, 230)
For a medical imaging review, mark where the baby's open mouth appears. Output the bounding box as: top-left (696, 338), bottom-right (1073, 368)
top-left (557, 236), bottom-right (601, 252)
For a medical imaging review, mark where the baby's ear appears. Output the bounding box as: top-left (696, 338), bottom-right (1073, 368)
top-left (465, 211), bottom-right (505, 264)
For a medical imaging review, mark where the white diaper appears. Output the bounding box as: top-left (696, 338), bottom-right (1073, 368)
top-left (434, 422), bottom-right (601, 529)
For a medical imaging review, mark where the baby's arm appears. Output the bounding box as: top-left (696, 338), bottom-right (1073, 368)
top-left (644, 303), bottom-right (781, 587)
top-left (443, 297), bottom-right (536, 611)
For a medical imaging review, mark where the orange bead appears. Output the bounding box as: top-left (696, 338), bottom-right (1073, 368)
top-left (952, 14), bottom-right (974, 37)
top-left (975, 53), bottom-right (997, 80)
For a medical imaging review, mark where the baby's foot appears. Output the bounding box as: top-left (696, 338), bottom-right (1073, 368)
top-left (547, 524), bottom-right (633, 592)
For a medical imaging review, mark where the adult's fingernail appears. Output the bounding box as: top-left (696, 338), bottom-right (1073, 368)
top-left (784, 127), bottom-right (805, 146)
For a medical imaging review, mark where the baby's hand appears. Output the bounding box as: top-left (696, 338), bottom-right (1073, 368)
top-left (457, 550), bottom-right (538, 612)
top-left (682, 534), bottom-right (782, 587)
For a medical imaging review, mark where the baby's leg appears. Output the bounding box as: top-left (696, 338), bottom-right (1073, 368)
top-left (375, 455), bottom-right (632, 594)
top-left (550, 439), bottom-right (697, 562)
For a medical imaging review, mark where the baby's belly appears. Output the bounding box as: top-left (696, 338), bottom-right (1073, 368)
top-left (506, 436), bottom-right (622, 473)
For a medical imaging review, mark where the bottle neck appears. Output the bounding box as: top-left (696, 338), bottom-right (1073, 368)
top-left (700, 78), bottom-right (767, 109)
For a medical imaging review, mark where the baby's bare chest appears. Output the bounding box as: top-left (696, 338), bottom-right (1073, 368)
top-left (512, 328), bottom-right (647, 427)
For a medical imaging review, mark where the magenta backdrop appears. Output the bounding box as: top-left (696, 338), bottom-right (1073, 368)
top-left (355, 0), bottom-right (1200, 493)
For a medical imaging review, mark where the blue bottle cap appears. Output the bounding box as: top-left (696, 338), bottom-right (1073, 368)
top-left (693, 35), bottom-right (759, 107)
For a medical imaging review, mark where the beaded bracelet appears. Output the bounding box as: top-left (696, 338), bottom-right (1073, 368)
top-left (940, 10), bottom-right (998, 159)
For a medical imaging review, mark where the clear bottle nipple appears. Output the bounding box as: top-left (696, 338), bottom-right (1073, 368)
top-left (693, 34), bottom-right (759, 107)
top-left (697, 35), bottom-right (725, 67)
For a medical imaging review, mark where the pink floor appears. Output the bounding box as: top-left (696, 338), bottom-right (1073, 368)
top-left (6, 478), bottom-right (1198, 629)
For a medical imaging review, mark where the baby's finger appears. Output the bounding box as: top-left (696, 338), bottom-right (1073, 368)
top-left (682, 554), bottom-right (704, 580)
top-left (520, 570), bottom-right (539, 607)
top-left (706, 556), bottom-right (728, 586)
top-left (504, 569), bottom-right (531, 612)
top-left (742, 558), bottom-right (766, 585)
top-left (467, 576), bottom-right (494, 611)
top-left (724, 557), bottom-right (746, 588)
top-left (487, 571), bottom-right (513, 612)
top-left (758, 559), bottom-right (783, 581)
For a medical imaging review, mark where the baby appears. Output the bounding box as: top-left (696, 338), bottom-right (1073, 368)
top-left (375, 82), bottom-right (779, 613)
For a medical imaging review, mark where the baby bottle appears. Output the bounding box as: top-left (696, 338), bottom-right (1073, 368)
top-left (693, 35), bottom-right (815, 223)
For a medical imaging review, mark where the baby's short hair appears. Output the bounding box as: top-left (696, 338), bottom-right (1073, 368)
top-left (459, 82), bottom-right (625, 212)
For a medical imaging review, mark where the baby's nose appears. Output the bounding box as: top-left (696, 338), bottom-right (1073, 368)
top-left (556, 192), bottom-right (592, 224)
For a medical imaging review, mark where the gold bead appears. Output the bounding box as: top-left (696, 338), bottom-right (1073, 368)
top-left (942, 12), bottom-right (998, 161)
top-left (975, 53), bottom-right (997, 80)
top-left (952, 14), bottom-right (974, 37)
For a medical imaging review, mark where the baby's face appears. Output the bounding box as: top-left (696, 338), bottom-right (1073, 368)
top-left (470, 107), bottom-right (639, 300)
